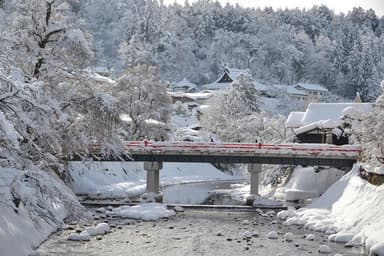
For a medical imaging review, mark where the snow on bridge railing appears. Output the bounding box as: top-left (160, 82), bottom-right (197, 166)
top-left (109, 141), bottom-right (362, 158)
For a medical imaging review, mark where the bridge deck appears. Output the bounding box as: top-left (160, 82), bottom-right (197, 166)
top-left (75, 142), bottom-right (361, 168)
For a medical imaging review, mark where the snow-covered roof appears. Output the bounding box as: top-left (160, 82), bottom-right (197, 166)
top-left (224, 68), bottom-right (250, 81)
top-left (202, 81), bottom-right (227, 90)
top-left (202, 67), bottom-right (250, 90)
top-left (274, 85), bottom-right (308, 96)
top-left (168, 91), bottom-right (213, 101)
top-left (286, 112), bottom-right (305, 128)
top-left (295, 83), bottom-right (328, 92)
top-left (294, 120), bottom-right (342, 134)
top-left (301, 103), bottom-right (372, 125)
top-left (174, 78), bottom-right (197, 90)
top-left (120, 114), bottom-right (166, 126)
top-left (287, 102), bottom-right (373, 131)
top-left (90, 72), bottom-right (116, 85)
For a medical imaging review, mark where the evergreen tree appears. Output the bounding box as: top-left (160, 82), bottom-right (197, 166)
top-left (362, 81), bottom-right (384, 165)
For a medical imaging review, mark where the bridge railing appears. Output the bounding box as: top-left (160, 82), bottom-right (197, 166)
top-left (102, 141), bottom-right (363, 158)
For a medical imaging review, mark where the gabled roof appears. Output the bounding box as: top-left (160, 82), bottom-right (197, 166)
top-left (202, 67), bottom-right (269, 93)
top-left (295, 83), bottom-right (328, 92)
top-left (202, 67), bottom-right (250, 90)
top-left (223, 68), bottom-right (250, 82)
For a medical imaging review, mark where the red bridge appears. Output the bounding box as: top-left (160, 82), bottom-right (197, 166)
top-left (73, 141), bottom-right (362, 196)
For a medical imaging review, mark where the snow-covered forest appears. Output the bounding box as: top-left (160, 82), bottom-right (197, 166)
top-left (76, 0), bottom-right (384, 101)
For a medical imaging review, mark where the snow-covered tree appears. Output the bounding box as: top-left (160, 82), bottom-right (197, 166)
top-left (0, 0), bottom-right (125, 178)
top-left (114, 64), bottom-right (171, 140)
top-left (202, 73), bottom-right (285, 143)
top-left (361, 81), bottom-right (384, 165)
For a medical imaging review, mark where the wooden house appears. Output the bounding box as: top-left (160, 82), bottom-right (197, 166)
top-left (286, 103), bottom-right (372, 145)
top-left (294, 83), bottom-right (328, 99)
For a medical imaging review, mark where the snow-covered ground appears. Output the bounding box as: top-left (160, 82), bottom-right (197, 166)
top-left (275, 166), bottom-right (345, 201)
top-left (278, 164), bottom-right (384, 255)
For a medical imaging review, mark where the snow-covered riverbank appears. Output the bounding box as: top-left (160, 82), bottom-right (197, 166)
top-left (278, 164), bottom-right (384, 255)
top-left (0, 168), bottom-right (85, 256)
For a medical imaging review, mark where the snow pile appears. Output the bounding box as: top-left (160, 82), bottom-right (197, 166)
top-left (278, 164), bottom-right (384, 255)
top-left (110, 203), bottom-right (176, 221)
top-left (275, 166), bottom-right (344, 201)
top-left (0, 168), bottom-right (84, 256)
top-left (267, 231), bottom-right (279, 239)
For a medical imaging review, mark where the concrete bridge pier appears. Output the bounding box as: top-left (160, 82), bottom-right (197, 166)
top-left (144, 162), bottom-right (163, 202)
top-left (248, 163), bottom-right (262, 195)
top-left (246, 163), bottom-right (262, 205)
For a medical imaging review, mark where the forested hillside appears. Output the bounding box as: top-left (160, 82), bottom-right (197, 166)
top-left (76, 0), bottom-right (384, 101)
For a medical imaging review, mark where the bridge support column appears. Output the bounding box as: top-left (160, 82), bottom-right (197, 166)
top-left (248, 163), bottom-right (261, 195)
top-left (144, 162), bottom-right (163, 201)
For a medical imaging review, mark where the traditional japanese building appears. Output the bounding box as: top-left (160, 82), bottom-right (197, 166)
top-left (202, 67), bottom-right (269, 95)
top-left (286, 103), bottom-right (372, 145)
top-left (294, 83), bottom-right (329, 99)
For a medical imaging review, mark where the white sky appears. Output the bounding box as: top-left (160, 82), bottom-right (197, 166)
top-left (164, 0), bottom-right (384, 16)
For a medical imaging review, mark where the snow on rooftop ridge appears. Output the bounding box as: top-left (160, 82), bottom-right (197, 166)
top-left (174, 78), bottom-right (196, 89)
top-left (274, 85), bottom-right (308, 96)
top-left (295, 83), bottom-right (329, 92)
top-left (168, 91), bottom-right (213, 100)
top-left (301, 103), bottom-right (372, 126)
top-left (341, 105), bottom-right (373, 117)
top-left (286, 112), bottom-right (305, 128)
top-left (294, 120), bottom-right (342, 134)
top-left (225, 67), bottom-right (250, 80)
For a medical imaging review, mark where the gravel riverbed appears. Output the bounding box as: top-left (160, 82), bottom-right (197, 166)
top-left (36, 208), bottom-right (367, 256)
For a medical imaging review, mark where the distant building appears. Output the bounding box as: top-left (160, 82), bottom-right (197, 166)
top-left (168, 91), bottom-right (214, 105)
top-left (173, 78), bottom-right (197, 92)
top-left (0, 0), bottom-right (3, 8)
top-left (273, 85), bottom-right (308, 101)
top-left (202, 67), bottom-right (250, 90)
top-left (294, 83), bottom-right (328, 98)
top-left (202, 67), bottom-right (269, 96)
top-left (286, 103), bottom-right (372, 145)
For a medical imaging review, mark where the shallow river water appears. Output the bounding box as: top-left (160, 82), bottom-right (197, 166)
top-left (37, 208), bottom-right (367, 256)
